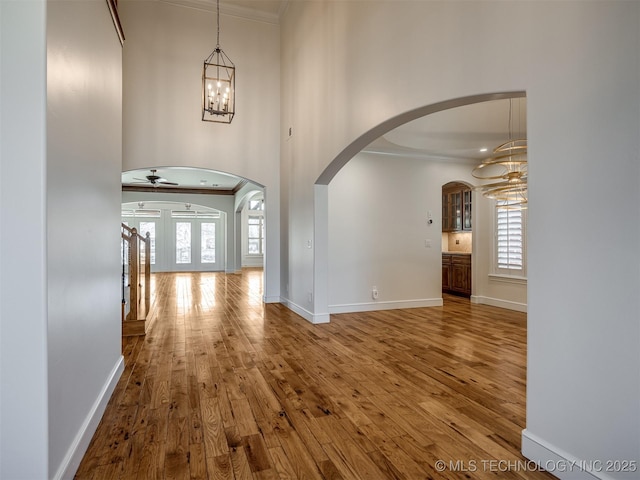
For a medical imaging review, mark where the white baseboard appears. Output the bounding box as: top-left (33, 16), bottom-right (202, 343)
top-left (471, 295), bottom-right (527, 313)
top-left (54, 356), bottom-right (125, 480)
top-left (263, 295), bottom-right (281, 303)
top-left (281, 298), bottom-right (330, 324)
top-left (329, 297), bottom-right (443, 314)
top-left (280, 297), bottom-right (444, 322)
top-left (241, 259), bottom-right (264, 268)
top-left (522, 429), bottom-right (610, 480)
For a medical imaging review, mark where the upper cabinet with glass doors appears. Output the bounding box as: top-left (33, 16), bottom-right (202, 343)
top-left (442, 182), bottom-right (472, 232)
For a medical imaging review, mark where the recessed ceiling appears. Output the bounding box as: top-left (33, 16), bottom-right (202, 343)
top-left (122, 166), bottom-right (252, 193)
top-left (366, 98), bottom-right (527, 163)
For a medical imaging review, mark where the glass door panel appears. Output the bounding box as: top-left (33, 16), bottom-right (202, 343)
top-left (463, 190), bottom-right (472, 230)
top-left (201, 222), bottom-right (216, 264)
top-left (176, 222), bottom-right (192, 264)
top-left (452, 192), bottom-right (462, 231)
top-left (138, 221), bottom-right (156, 265)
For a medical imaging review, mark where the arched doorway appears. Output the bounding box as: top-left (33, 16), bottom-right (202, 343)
top-left (121, 166), bottom-right (268, 293)
top-left (314, 91), bottom-right (527, 318)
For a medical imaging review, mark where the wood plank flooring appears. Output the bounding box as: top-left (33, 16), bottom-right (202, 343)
top-left (75, 270), bottom-right (554, 479)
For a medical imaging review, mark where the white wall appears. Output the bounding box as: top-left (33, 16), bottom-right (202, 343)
top-left (281, 1), bottom-right (639, 478)
top-left (328, 151), bottom-right (527, 315)
top-left (120, 0), bottom-right (281, 300)
top-left (328, 152), bottom-right (477, 312)
top-left (47, 1), bottom-right (124, 478)
top-left (0, 1), bottom-right (49, 478)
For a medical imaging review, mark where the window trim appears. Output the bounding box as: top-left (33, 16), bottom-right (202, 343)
top-left (247, 213), bottom-right (265, 256)
top-left (488, 273), bottom-right (527, 285)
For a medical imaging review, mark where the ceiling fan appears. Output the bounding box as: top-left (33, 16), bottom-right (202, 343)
top-left (132, 169), bottom-right (179, 186)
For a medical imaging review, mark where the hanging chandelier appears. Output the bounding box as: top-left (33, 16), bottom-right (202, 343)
top-left (472, 100), bottom-right (527, 209)
top-left (202, 0), bottom-right (235, 123)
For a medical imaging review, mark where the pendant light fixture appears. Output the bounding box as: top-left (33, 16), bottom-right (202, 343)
top-left (472, 99), bottom-right (527, 209)
top-left (202, 0), bottom-right (235, 123)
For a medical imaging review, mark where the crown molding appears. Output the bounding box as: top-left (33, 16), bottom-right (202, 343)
top-left (122, 185), bottom-right (236, 195)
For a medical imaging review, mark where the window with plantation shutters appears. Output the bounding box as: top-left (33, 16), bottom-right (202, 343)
top-left (496, 202), bottom-right (525, 273)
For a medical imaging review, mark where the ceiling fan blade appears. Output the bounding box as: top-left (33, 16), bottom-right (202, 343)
top-left (126, 170), bottom-right (177, 186)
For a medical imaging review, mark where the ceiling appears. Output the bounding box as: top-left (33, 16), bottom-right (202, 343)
top-left (365, 98), bottom-right (527, 163)
top-left (162, 0), bottom-right (289, 24)
top-left (122, 166), bottom-right (250, 194)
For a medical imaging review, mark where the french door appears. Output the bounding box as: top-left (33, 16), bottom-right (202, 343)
top-left (171, 218), bottom-right (222, 272)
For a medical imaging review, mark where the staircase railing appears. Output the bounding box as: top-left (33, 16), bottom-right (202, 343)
top-left (121, 223), bottom-right (151, 336)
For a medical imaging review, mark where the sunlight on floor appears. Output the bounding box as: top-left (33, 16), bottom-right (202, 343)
top-left (174, 274), bottom-right (192, 312)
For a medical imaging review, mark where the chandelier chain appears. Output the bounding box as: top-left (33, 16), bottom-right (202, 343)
top-left (508, 98), bottom-right (512, 140)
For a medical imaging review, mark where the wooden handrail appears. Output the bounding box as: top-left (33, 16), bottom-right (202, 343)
top-left (121, 223), bottom-right (135, 234)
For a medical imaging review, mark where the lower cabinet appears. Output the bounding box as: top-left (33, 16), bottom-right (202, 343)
top-left (442, 261), bottom-right (451, 292)
top-left (442, 253), bottom-right (471, 297)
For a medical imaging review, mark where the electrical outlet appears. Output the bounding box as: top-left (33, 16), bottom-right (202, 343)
top-left (372, 286), bottom-right (379, 300)
top-left (308, 292), bottom-right (313, 303)
top-left (425, 239), bottom-right (432, 248)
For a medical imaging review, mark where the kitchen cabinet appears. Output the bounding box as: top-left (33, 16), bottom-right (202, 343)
top-left (442, 259), bottom-right (451, 291)
top-left (442, 182), bottom-right (472, 232)
top-left (463, 188), bottom-right (472, 230)
top-left (442, 253), bottom-right (471, 297)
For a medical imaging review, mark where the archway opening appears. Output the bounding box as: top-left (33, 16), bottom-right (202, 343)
top-left (316, 92), bottom-right (527, 317)
top-left (121, 166), bottom-right (268, 295)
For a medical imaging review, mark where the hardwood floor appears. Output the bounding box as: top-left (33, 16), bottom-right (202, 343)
top-left (76, 270), bottom-right (554, 480)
